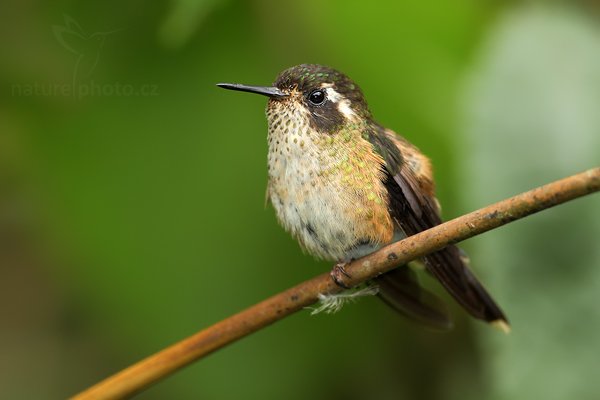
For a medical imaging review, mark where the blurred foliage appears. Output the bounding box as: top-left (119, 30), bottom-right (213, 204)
top-left (461, 5), bottom-right (600, 400)
top-left (0, 1), bottom-right (598, 399)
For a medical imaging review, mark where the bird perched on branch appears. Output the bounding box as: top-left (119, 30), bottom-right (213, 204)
top-left (218, 64), bottom-right (509, 331)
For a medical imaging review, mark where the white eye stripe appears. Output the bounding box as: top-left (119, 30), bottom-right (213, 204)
top-left (337, 101), bottom-right (355, 118)
top-left (323, 87), bottom-right (355, 118)
top-left (324, 87), bottom-right (342, 103)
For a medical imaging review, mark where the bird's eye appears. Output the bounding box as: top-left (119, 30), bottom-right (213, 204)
top-left (308, 89), bottom-right (326, 105)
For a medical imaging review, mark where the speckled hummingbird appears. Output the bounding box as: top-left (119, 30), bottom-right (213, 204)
top-left (218, 64), bottom-right (509, 331)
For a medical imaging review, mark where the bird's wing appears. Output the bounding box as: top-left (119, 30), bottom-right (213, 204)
top-left (367, 124), bottom-right (508, 326)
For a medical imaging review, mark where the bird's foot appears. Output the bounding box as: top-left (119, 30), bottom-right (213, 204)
top-left (330, 262), bottom-right (352, 289)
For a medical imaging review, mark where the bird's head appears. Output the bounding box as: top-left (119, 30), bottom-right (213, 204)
top-left (218, 64), bottom-right (372, 134)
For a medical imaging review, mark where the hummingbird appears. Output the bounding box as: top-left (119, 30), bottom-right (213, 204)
top-left (218, 64), bottom-right (509, 331)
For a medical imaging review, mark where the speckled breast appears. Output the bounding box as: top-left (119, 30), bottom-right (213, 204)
top-left (265, 102), bottom-right (394, 262)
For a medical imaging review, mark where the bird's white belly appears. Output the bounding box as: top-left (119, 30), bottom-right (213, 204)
top-left (267, 137), bottom-right (365, 261)
top-left (267, 142), bottom-right (403, 262)
top-left (265, 105), bottom-right (396, 262)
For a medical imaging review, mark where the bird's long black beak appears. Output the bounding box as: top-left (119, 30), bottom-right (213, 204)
top-left (216, 83), bottom-right (288, 99)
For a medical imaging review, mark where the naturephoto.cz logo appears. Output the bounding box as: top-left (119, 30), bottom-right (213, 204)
top-left (11, 15), bottom-right (158, 99)
top-left (12, 81), bottom-right (159, 98)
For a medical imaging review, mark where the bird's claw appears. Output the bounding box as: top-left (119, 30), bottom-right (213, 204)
top-left (330, 262), bottom-right (352, 289)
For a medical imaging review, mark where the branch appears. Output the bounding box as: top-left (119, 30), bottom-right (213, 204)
top-left (72, 167), bottom-right (600, 400)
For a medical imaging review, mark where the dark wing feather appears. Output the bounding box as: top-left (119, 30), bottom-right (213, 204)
top-left (365, 126), bottom-right (452, 327)
top-left (368, 124), bottom-right (508, 325)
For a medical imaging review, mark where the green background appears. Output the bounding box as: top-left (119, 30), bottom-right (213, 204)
top-left (1, 1), bottom-right (599, 399)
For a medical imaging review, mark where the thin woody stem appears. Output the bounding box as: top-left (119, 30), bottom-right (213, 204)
top-left (72, 167), bottom-right (600, 400)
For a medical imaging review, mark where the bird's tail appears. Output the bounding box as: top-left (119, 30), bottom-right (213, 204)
top-left (377, 246), bottom-right (509, 332)
top-left (376, 265), bottom-right (453, 330)
top-left (424, 245), bottom-right (509, 332)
